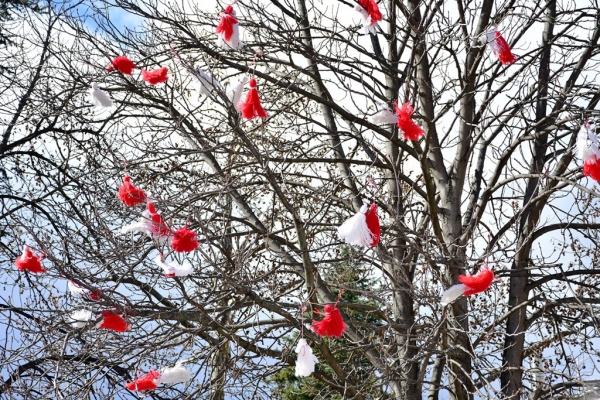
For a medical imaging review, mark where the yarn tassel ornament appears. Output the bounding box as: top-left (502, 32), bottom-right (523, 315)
top-left (228, 75), bottom-right (249, 111)
top-left (96, 310), bottom-right (131, 332)
top-left (337, 204), bottom-right (380, 247)
top-left (89, 82), bottom-right (113, 108)
top-left (295, 339), bottom-right (318, 377)
top-left (483, 27), bottom-right (517, 66)
top-left (107, 56), bottom-right (136, 75)
top-left (370, 101), bottom-right (398, 125)
top-left (311, 304), bottom-right (346, 338)
top-left (68, 281), bottom-right (102, 301)
top-left (14, 245), bottom-right (46, 273)
top-left (126, 370), bottom-right (160, 392)
top-left (440, 264), bottom-right (495, 305)
top-left (171, 227), bottom-right (200, 253)
top-left (241, 78), bottom-right (267, 120)
top-left (159, 365), bottom-right (192, 384)
top-left (190, 67), bottom-right (225, 96)
top-left (118, 176), bottom-right (147, 207)
top-left (141, 67), bottom-right (169, 85)
top-left (68, 309), bottom-right (94, 329)
top-left (355, 0), bottom-right (383, 32)
top-left (577, 123), bottom-right (600, 183)
top-left (395, 102), bottom-right (425, 140)
top-left (216, 5), bottom-right (243, 50)
top-left (154, 256), bottom-right (193, 277)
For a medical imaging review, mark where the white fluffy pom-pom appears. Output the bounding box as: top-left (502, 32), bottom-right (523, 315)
top-left (159, 365), bottom-right (192, 384)
top-left (440, 284), bottom-right (467, 306)
top-left (154, 256), bottom-right (193, 277)
top-left (577, 124), bottom-right (599, 162)
top-left (121, 215), bottom-right (151, 235)
top-left (228, 75), bottom-right (249, 111)
top-left (89, 82), bottom-right (113, 107)
top-left (370, 102), bottom-right (398, 125)
top-left (337, 205), bottom-right (372, 246)
top-left (68, 309), bottom-right (94, 329)
top-left (295, 339), bottom-right (318, 377)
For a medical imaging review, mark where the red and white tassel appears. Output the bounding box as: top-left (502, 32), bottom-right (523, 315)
top-left (96, 310), bottom-right (131, 332)
top-left (118, 176), bottom-right (147, 207)
top-left (577, 123), bottom-right (600, 183)
top-left (14, 245), bottom-right (46, 273)
top-left (154, 256), bottom-right (193, 277)
top-left (126, 369), bottom-right (160, 392)
top-left (311, 304), bottom-right (346, 338)
top-left (295, 338), bottom-right (318, 377)
top-left (89, 82), bottom-right (113, 108)
top-left (68, 281), bottom-right (102, 301)
top-left (171, 227), bottom-right (200, 253)
top-left (355, 0), bottom-right (383, 32)
top-left (141, 67), bottom-right (169, 85)
top-left (440, 264), bottom-right (495, 305)
top-left (241, 78), bottom-right (267, 120)
top-left (483, 27), bottom-right (517, 66)
top-left (395, 102), bottom-right (425, 141)
top-left (216, 5), bottom-right (243, 50)
top-left (370, 101), bottom-right (398, 125)
top-left (337, 204), bottom-right (380, 247)
top-left (68, 309), bottom-right (94, 329)
top-left (107, 56), bottom-right (136, 75)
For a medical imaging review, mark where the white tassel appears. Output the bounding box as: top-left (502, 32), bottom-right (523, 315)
top-left (337, 205), bottom-right (372, 247)
top-left (68, 281), bottom-right (90, 297)
top-left (228, 75), bottom-right (249, 111)
top-left (159, 365), bottom-right (192, 384)
top-left (68, 309), bottom-right (94, 329)
top-left (370, 102), bottom-right (398, 125)
top-left (189, 67), bottom-right (224, 97)
top-left (577, 124), bottom-right (599, 162)
top-left (89, 82), bottom-right (113, 107)
top-left (218, 23), bottom-right (243, 50)
top-left (295, 339), bottom-right (318, 377)
top-left (354, 5), bottom-right (374, 33)
top-left (154, 256), bottom-right (193, 277)
top-left (440, 284), bottom-right (467, 306)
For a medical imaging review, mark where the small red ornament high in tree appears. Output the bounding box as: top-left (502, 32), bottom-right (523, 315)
top-left (118, 176), bottom-right (147, 207)
top-left (241, 78), bottom-right (267, 120)
top-left (311, 304), bottom-right (346, 338)
top-left (14, 245), bottom-right (46, 273)
top-left (107, 56), bottom-right (136, 75)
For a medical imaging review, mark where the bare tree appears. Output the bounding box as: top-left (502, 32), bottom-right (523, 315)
top-left (2, 0), bottom-right (600, 399)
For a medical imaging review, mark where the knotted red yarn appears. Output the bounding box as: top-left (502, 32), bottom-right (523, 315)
top-left (357, 0), bottom-right (383, 26)
top-left (14, 246), bottom-right (46, 273)
top-left (311, 304), bottom-right (346, 338)
top-left (584, 159), bottom-right (600, 183)
top-left (216, 5), bottom-right (238, 42)
top-left (118, 176), bottom-right (147, 207)
top-left (141, 67), bottom-right (169, 85)
top-left (125, 369), bottom-right (160, 391)
top-left (241, 78), bottom-right (267, 120)
top-left (459, 265), bottom-right (495, 296)
top-left (493, 31), bottom-right (517, 66)
top-left (147, 202), bottom-right (171, 237)
top-left (395, 102), bottom-right (425, 141)
top-left (107, 56), bottom-right (136, 75)
top-left (171, 227), bottom-right (200, 253)
top-left (364, 204), bottom-right (380, 247)
top-left (96, 310), bottom-right (131, 332)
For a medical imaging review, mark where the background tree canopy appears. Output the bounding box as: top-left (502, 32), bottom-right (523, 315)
top-left (2, 0), bottom-right (600, 399)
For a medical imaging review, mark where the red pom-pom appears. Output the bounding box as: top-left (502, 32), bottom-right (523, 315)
top-left (96, 310), bottom-right (130, 332)
top-left (14, 245), bottom-right (46, 273)
top-left (241, 78), bottom-right (267, 120)
top-left (459, 265), bottom-right (495, 296)
top-left (171, 227), bottom-right (199, 253)
top-left (125, 369), bottom-right (160, 391)
top-left (147, 202), bottom-right (171, 237)
top-left (365, 204), bottom-right (380, 247)
top-left (584, 159), bottom-right (600, 183)
top-left (118, 176), bottom-right (147, 207)
top-left (357, 0), bottom-right (383, 25)
top-left (493, 31), bottom-right (517, 66)
top-left (141, 67), bottom-right (169, 85)
top-left (108, 56), bottom-right (136, 75)
top-left (395, 102), bottom-right (425, 141)
top-left (216, 5), bottom-right (238, 42)
top-left (311, 304), bottom-right (346, 338)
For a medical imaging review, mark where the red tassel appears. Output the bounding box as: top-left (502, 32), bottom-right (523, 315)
top-left (141, 67), bottom-right (169, 85)
top-left (96, 310), bottom-right (131, 332)
top-left (241, 78), bottom-right (267, 120)
top-left (118, 176), bottom-right (147, 207)
top-left (171, 227), bottom-right (200, 253)
top-left (395, 102), bottom-right (425, 141)
top-left (216, 5), bottom-right (238, 42)
top-left (584, 159), bottom-right (600, 183)
top-left (311, 304), bottom-right (346, 338)
top-left (147, 202), bottom-right (171, 237)
top-left (14, 245), bottom-right (46, 273)
top-left (364, 204), bottom-right (380, 247)
top-left (459, 265), bottom-right (495, 296)
top-left (125, 369), bottom-right (160, 391)
top-left (357, 0), bottom-right (383, 26)
top-left (107, 56), bottom-right (136, 75)
top-left (493, 31), bottom-right (517, 66)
